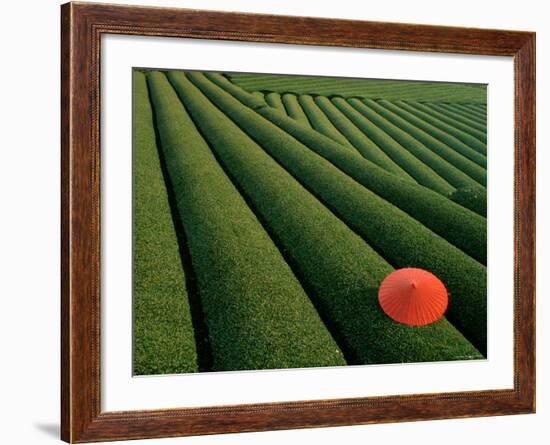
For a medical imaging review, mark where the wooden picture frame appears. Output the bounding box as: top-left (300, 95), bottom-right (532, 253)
top-left (61, 2), bottom-right (535, 442)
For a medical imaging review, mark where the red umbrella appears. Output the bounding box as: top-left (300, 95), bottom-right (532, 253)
top-left (378, 268), bottom-right (448, 326)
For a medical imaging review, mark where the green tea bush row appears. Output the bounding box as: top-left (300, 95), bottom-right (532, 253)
top-left (298, 94), bottom-right (355, 148)
top-left (435, 103), bottom-right (487, 130)
top-left (133, 71), bottom-right (199, 375)
top-left (348, 98), bottom-right (486, 191)
top-left (443, 103), bottom-right (487, 126)
top-left (448, 187), bottom-right (487, 218)
top-left (329, 97), bottom-right (454, 194)
top-left (251, 91), bottom-right (266, 102)
top-left (462, 103), bottom-right (487, 119)
top-left (425, 103), bottom-right (487, 136)
top-left (314, 96), bottom-right (416, 180)
top-left (361, 99), bottom-right (487, 185)
top-left (281, 93), bottom-right (312, 127)
top-left (377, 100), bottom-right (487, 168)
top-left (391, 100), bottom-right (487, 156)
top-left (265, 92), bottom-right (287, 114)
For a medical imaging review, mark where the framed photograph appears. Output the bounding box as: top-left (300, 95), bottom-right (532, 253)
top-left (61, 2), bottom-right (535, 442)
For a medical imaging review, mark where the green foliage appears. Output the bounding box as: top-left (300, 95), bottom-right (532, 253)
top-left (360, 99), bottom-right (487, 186)
top-left (433, 103), bottom-right (487, 133)
top-left (148, 71), bottom-right (346, 372)
top-left (265, 92), bottom-right (286, 114)
top-left (134, 69), bottom-right (489, 372)
top-left (447, 103), bottom-right (487, 125)
top-left (186, 71), bottom-right (487, 355)
top-left (416, 102), bottom-right (487, 143)
top-left (313, 96), bottom-right (415, 180)
top-left (228, 72), bottom-right (487, 103)
top-left (170, 70), bottom-right (483, 364)
top-left (348, 98), bottom-right (485, 192)
top-left (132, 70), bottom-right (199, 375)
top-left (298, 94), bottom-right (355, 148)
top-left (461, 103), bottom-right (487, 120)
top-left (206, 72), bottom-right (487, 265)
top-left (393, 100), bottom-right (487, 155)
top-left (378, 100), bottom-right (487, 167)
top-left (448, 187), bottom-right (487, 218)
top-left (281, 93), bottom-right (311, 127)
top-left (330, 97), bottom-right (454, 194)
top-left (251, 91), bottom-right (265, 102)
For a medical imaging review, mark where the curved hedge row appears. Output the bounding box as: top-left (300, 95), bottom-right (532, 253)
top-left (187, 71), bottom-right (487, 354)
top-left (148, 71), bottom-right (346, 372)
top-left (298, 94), bottom-right (355, 148)
top-left (348, 98), bottom-right (486, 191)
top-left (172, 70), bottom-right (483, 363)
top-left (377, 100), bottom-right (487, 168)
top-left (329, 97), bottom-right (454, 194)
top-left (392, 100), bottom-right (487, 156)
top-left (361, 99), bottom-right (487, 186)
top-left (314, 96), bottom-right (415, 180)
top-left (425, 103), bottom-right (487, 135)
top-left (281, 93), bottom-right (311, 128)
top-left (133, 71), bottom-right (199, 376)
top-left (251, 91), bottom-right (265, 102)
top-left (265, 92), bottom-right (287, 114)
top-left (205, 72), bottom-right (487, 265)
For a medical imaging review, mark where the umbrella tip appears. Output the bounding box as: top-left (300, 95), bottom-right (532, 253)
top-left (411, 280), bottom-right (417, 289)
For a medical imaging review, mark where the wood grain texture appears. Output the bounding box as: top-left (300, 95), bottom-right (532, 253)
top-left (60, 2), bottom-right (536, 442)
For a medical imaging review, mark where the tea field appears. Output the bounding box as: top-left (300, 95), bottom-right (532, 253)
top-left (133, 70), bottom-right (487, 375)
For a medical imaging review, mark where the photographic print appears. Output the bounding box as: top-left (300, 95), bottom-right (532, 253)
top-left (61, 5), bottom-right (535, 440)
top-left (132, 69), bottom-right (487, 376)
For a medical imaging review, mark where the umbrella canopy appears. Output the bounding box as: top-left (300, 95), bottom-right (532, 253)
top-left (378, 268), bottom-right (448, 326)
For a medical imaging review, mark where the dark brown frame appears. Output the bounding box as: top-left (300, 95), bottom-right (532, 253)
top-left (61, 1), bottom-right (536, 442)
